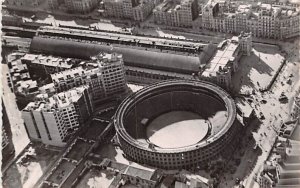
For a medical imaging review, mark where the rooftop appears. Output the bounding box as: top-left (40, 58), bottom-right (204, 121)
top-left (51, 66), bottom-right (85, 83)
top-left (10, 59), bottom-right (27, 72)
top-left (18, 79), bottom-right (37, 89)
top-left (123, 166), bottom-right (156, 181)
top-left (21, 54), bottom-right (74, 69)
top-left (202, 38), bottom-right (239, 77)
top-left (23, 85), bottom-right (89, 111)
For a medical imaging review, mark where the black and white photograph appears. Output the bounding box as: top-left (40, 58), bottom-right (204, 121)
top-left (1, 0), bottom-right (300, 187)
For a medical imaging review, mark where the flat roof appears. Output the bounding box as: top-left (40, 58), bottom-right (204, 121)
top-left (23, 86), bottom-right (88, 111)
top-left (123, 166), bottom-right (155, 181)
top-left (202, 39), bottom-right (239, 77)
top-left (22, 54), bottom-right (73, 69)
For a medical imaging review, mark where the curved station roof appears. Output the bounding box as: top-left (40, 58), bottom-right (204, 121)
top-left (30, 36), bottom-right (208, 74)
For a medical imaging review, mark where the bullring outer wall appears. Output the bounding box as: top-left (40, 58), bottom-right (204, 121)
top-left (114, 80), bottom-right (239, 170)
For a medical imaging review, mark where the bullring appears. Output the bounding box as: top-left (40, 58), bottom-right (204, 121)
top-left (114, 80), bottom-right (239, 170)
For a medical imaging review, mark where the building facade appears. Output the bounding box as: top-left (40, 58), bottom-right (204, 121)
top-left (22, 86), bottom-right (93, 147)
top-left (103, 0), bottom-right (155, 21)
top-left (153, 0), bottom-right (199, 27)
top-left (195, 0), bottom-right (300, 39)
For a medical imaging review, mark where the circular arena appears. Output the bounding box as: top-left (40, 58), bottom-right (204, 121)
top-left (114, 80), bottom-right (240, 170)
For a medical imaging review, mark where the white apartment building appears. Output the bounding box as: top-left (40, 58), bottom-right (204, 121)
top-left (51, 53), bottom-right (127, 102)
top-left (196, 0), bottom-right (300, 39)
top-left (153, 0), bottom-right (199, 27)
top-left (22, 86), bottom-right (93, 147)
top-left (103, 0), bottom-right (155, 21)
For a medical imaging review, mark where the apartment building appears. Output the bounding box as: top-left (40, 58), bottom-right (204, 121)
top-left (4, 0), bottom-right (44, 7)
top-left (195, 0), bottom-right (300, 39)
top-left (201, 32), bottom-right (252, 89)
top-left (21, 54), bottom-right (76, 79)
top-left (51, 53), bottom-right (127, 102)
top-left (153, 0), bottom-right (199, 27)
top-left (64, 0), bottom-right (98, 13)
top-left (103, 0), bottom-right (156, 21)
top-left (22, 86), bottom-right (93, 147)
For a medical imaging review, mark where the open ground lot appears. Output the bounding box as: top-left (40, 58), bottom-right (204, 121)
top-left (232, 44), bottom-right (285, 94)
top-left (2, 143), bottom-right (60, 188)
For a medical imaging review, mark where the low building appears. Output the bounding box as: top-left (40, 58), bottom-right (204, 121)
top-left (121, 166), bottom-right (160, 188)
top-left (22, 86), bottom-right (93, 147)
